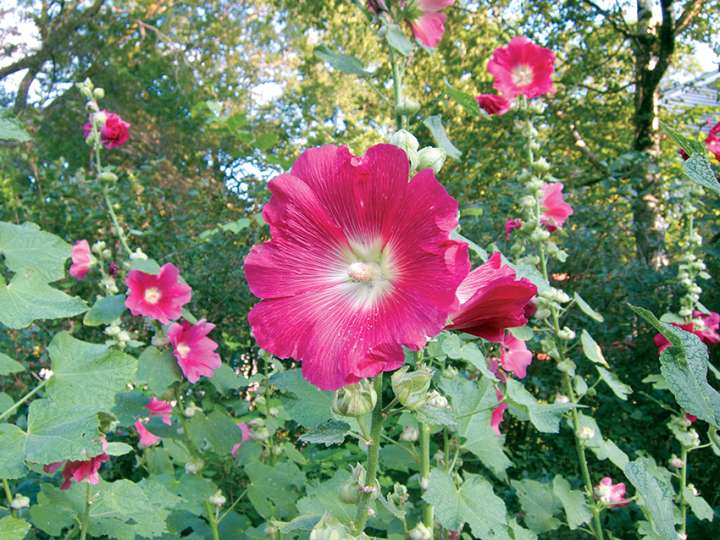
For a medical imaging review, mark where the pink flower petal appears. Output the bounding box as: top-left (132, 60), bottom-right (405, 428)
top-left (411, 12), bottom-right (447, 48)
top-left (487, 36), bottom-right (555, 99)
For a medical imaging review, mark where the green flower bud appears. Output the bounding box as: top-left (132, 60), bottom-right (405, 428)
top-left (93, 87), bottom-right (105, 100)
top-left (391, 366), bottom-right (432, 410)
top-left (390, 483), bottom-right (409, 507)
top-left (416, 147), bottom-right (447, 175)
top-left (309, 512), bottom-right (353, 540)
top-left (397, 96), bottom-right (421, 114)
top-left (332, 380), bottom-right (377, 417)
top-left (532, 157), bottom-right (551, 173)
top-left (389, 129), bottom-right (419, 153)
top-left (98, 171), bottom-right (118, 184)
top-left (10, 494), bottom-right (30, 510)
top-left (339, 481), bottom-right (360, 504)
top-left (409, 522), bottom-right (433, 540)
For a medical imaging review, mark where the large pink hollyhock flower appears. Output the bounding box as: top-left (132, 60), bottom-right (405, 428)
top-left (43, 437), bottom-right (110, 490)
top-left (134, 420), bottom-right (161, 447)
top-left (231, 422), bottom-right (252, 458)
top-left (491, 389), bottom-right (507, 436)
top-left (499, 332), bottom-right (533, 379)
top-left (445, 252), bottom-right (537, 342)
top-left (487, 37), bottom-right (555, 99)
top-left (705, 120), bottom-right (720, 160)
top-left (693, 310), bottom-right (720, 344)
top-left (168, 319), bottom-right (221, 383)
top-left (505, 218), bottom-right (523, 240)
top-left (540, 183), bottom-right (573, 232)
top-left (146, 397), bottom-right (173, 425)
top-left (83, 111), bottom-right (130, 149)
top-left (594, 477), bottom-right (629, 508)
top-left (69, 239), bottom-right (93, 280)
top-left (244, 144), bottom-right (469, 390)
top-left (653, 322), bottom-right (694, 353)
top-left (409, 0), bottom-right (455, 49)
top-left (476, 93), bottom-right (512, 116)
top-left (125, 263), bottom-right (192, 324)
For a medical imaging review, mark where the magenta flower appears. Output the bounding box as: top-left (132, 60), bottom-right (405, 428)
top-left (653, 312), bottom-right (720, 353)
top-left (540, 183), bottom-right (573, 232)
top-left (231, 422), bottom-right (252, 458)
top-left (134, 420), bottom-right (161, 447)
top-left (125, 263), bottom-right (192, 324)
top-left (146, 397), bottom-right (173, 425)
top-left (69, 239), bottom-right (93, 280)
top-left (487, 37), bottom-right (555, 99)
top-left (83, 111), bottom-right (130, 149)
top-left (244, 144), bottom-right (469, 390)
top-left (476, 93), bottom-right (512, 116)
top-left (168, 319), bottom-right (221, 383)
top-left (409, 0), bottom-right (455, 49)
top-left (685, 413), bottom-right (697, 424)
top-left (705, 120), bottom-right (720, 160)
top-left (504, 218), bottom-right (523, 240)
top-left (43, 437), bottom-right (109, 490)
top-left (594, 477), bottom-right (630, 508)
top-left (491, 389), bottom-right (507, 436)
top-left (446, 252), bottom-right (537, 342)
top-left (499, 332), bottom-right (533, 379)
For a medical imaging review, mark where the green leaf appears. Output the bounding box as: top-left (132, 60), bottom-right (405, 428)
top-left (299, 419), bottom-right (350, 446)
top-left (580, 330), bottom-right (609, 368)
top-left (385, 24), bottom-right (414, 56)
top-left (105, 442), bottom-right (134, 456)
top-left (0, 222), bottom-right (70, 281)
top-left (451, 230), bottom-right (488, 260)
top-left (0, 516), bottom-right (30, 539)
top-left (575, 413), bottom-right (629, 470)
top-left (297, 469), bottom-right (355, 524)
top-left (441, 333), bottom-right (463, 359)
top-left (509, 326), bottom-right (534, 341)
top-left (0, 113), bottom-right (31, 142)
top-left (416, 403), bottom-right (457, 427)
top-left (445, 79), bottom-right (482, 118)
top-left (624, 458), bottom-right (676, 540)
top-left (511, 479), bottom-right (562, 533)
top-left (460, 342), bottom-right (498, 381)
top-left (135, 346), bottom-right (181, 394)
top-left (271, 369), bottom-right (334, 428)
top-left (83, 295), bottom-right (126, 326)
top-left (29, 483), bottom-right (81, 536)
top-left (128, 257), bottom-right (162, 274)
top-left (506, 379), bottom-right (574, 434)
top-left (423, 115), bottom-right (462, 160)
top-left (424, 469), bottom-right (510, 539)
top-left (186, 409), bottom-right (240, 454)
top-left (508, 519), bottom-right (538, 540)
top-left (596, 366), bottom-right (632, 400)
top-left (574, 293), bottom-right (604, 322)
top-left (48, 332), bottom-right (138, 414)
top-left (683, 152), bottom-right (720, 195)
top-left (0, 270), bottom-right (87, 328)
top-left (314, 45), bottom-right (370, 77)
top-left (247, 461), bottom-right (305, 520)
top-left (209, 363), bottom-right (248, 394)
top-left (660, 121), bottom-right (706, 155)
top-left (683, 487), bottom-right (714, 521)
top-left (0, 352), bottom-right (24, 375)
top-left (552, 475), bottom-right (592, 530)
top-left (0, 423), bottom-right (28, 478)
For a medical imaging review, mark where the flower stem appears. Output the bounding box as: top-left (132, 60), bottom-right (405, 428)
top-left (79, 482), bottom-right (91, 540)
top-left (679, 446), bottom-right (688, 535)
top-left (206, 501), bottom-right (221, 540)
top-left (102, 186), bottom-right (133, 257)
top-left (420, 422), bottom-right (433, 535)
top-left (2, 479), bottom-right (14, 517)
top-left (353, 374), bottom-right (385, 535)
top-left (0, 379), bottom-right (48, 422)
top-left (388, 46), bottom-right (403, 131)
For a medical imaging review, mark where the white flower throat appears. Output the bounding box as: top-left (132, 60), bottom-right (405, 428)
top-left (340, 239), bottom-right (395, 310)
top-left (144, 287), bottom-right (162, 304)
top-left (511, 64), bottom-right (533, 87)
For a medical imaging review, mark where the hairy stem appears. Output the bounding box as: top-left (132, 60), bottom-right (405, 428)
top-left (79, 482), bottom-right (91, 540)
top-left (420, 422), bottom-right (433, 535)
top-left (0, 379), bottom-right (48, 422)
top-left (206, 501), bottom-right (221, 540)
top-left (2, 479), bottom-right (14, 517)
top-left (679, 446), bottom-right (688, 535)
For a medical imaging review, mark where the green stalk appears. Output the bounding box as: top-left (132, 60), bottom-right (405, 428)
top-left (2, 479), bottom-right (14, 517)
top-left (0, 379), bottom-right (48, 422)
top-left (388, 46), bottom-right (403, 130)
top-left (79, 482), bottom-right (91, 540)
top-left (102, 186), bottom-right (133, 257)
top-left (679, 447), bottom-right (688, 535)
top-left (420, 422), bottom-right (433, 535)
top-left (353, 374), bottom-right (385, 534)
top-left (206, 501), bottom-right (221, 540)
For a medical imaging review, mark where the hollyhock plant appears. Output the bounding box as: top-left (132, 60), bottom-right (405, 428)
top-left (168, 319), bottom-right (222, 383)
top-left (505, 218), bottom-right (523, 239)
top-left (446, 252), bottom-right (537, 342)
top-left (408, 0), bottom-right (455, 49)
top-left (653, 312), bottom-right (720, 353)
top-left (134, 420), bottom-right (161, 447)
top-left (476, 93), bottom-right (512, 116)
top-left (43, 438), bottom-right (110, 490)
top-left (594, 477), bottom-right (630, 508)
top-left (146, 397), bottom-right (173, 425)
top-left (487, 37), bottom-right (555, 99)
top-left (499, 332), bottom-right (533, 379)
top-left (83, 111), bottom-right (130, 149)
top-left (705, 120), bottom-right (720, 160)
top-left (244, 144), bottom-right (469, 390)
top-left (491, 389), bottom-right (507, 436)
top-left (231, 422), bottom-right (252, 458)
top-left (125, 263), bottom-right (192, 324)
top-left (540, 183), bottom-right (573, 231)
top-left (69, 239), bottom-right (93, 280)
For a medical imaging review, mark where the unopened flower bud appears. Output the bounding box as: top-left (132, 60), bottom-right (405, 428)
top-left (91, 240), bottom-right (107, 254)
top-left (520, 195), bottom-right (535, 208)
top-left (557, 327), bottom-right (576, 341)
top-left (98, 171), bottom-right (118, 184)
top-left (39, 368), bottom-right (54, 380)
top-left (391, 366), bottom-right (432, 410)
top-left (426, 390), bottom-right (449, 409)
top-left (310, 512), bottom-right (351, 540)
top-left (532, 158), bottom-right (551, 173)
top-left (669, 455), bottom-right (684, 469)
top-left (687, 483), bottom-right (699, 497)
top-left (151, 333), bottom-right (169, 347)
top-left (130, 248), bottom-right (148, 260)
top-left (268, 406), bottom-right (279, 417)
top-left (184, 402), bottom-right (201, 417)
top-left (555, 394), bottom-right (570, 404)
top-left (531, 228), bottom-right (551, 242)
top-left (93, 87), bottom-right (105, 100)
top-left (397, 96), bottom-right (421, 114)
top-left (10, 494), bottom-right (30, 510)
top-left (332, 380), bottom-right (377, 417)
top-left (93, 111), bottom-right (107, 127)
top-left (400, 425), bottom-right (419, 442)
top-left (339, 481), bottom-right (360, 504)
top-left (534, 308), bottom-right (551, 320)
top-left (208, 490), bottom-right (226, 506)
top-left (184, 458), bottom-right (204, 474)
top-left (390, 483), bottom-right (409, 506)
top-left (389, 129), bottom-right (419, 153)
top-left (409, 522), bottom-right (433, 540)
top-left (577, 426), bottom-right (595, 440)
top-left (420, 476), bottom-right (429, 490)
top-left (416, 147), bottom-right (447, 175)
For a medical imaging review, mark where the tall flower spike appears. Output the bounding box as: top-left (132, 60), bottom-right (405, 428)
top-left (487, 37), bottom-right (555, 99)
top-left (244, 144), bottom-right (469, 390)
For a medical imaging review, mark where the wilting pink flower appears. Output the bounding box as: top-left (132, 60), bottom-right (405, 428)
top-left (69, 239), bottom-right (93, 280)
top-left (244, 144), bottom-right (469, 390)
top-left (487, 37), bottom-right (555, 99)
top-left (540, 183), bottom-right (573, 231)
top-left (146, 397), bottom-right (172, 425)
top-left (491, 389), bottom-right (507, 436)
top-left (505, 218), bottom-right (523, 240)
top-left (83, 111), bottom-right (130, 149)
top-left (476, 93), bottom-right (512, 116)
top-left (499, 332), bottom-right (533, 379)
top-left (134, 420), bottom-right (161, 447)
top-left (446, 252), bottom-right (537, 342)
top-left (678, 148), bottom-right (689, 161)
top-left (108, 261), bottom-right (120, 276)
top-left (685, 413), bottom-right (697, 424)
top-left (409, 0), bottom-right (455, 48)
top-left (594, 477), bottom-right (629, 508)
top-left (168, 319), bottom-right (221, 383)
top-left (43, 437), bottom-right (109, 490)
top-left (125, 263), bottom-right (192, 324)
top-left (366, 0), bottom-right (387, 13)
top-left (231, 422), bottom-right (252, 458)
top-left (705, 120), bottom-right (720, 160)
top-left (654, 313), bottom-right (720, 353)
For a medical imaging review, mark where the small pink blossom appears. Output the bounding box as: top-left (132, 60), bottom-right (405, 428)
top-left (540, 183), bottom-right (573, 231)
top-left (505, 218), bottom-right (523, 240)
top-left (168, 319), bottom-right (221, 383)
top-left (43, 437), bottom-right (109, 490)
top-left (487, 37), bottom-right (555, 99)
top-left (594, 477), bottom-right (629, 508)
top-left (476, 93), bottom-right (512, 116)
top-left (705, 120), bottom-right (720, 160)
top-left (409, 0), bottom-right (455, 49)
top-left (231, 422), bottom-right (252, 458)
top-left (685, 413), bottom-right (697, 424)
top-left (125, 263), bottom-right (192, 324)
top-left (499, 332), bottom-right (533, 379)
top-left (134, 420), bottom-right (161, 447)
top-left (446, 252), bottom-right (537, 342)
top-left (491, 389), bottom-right (507, 436)
top-left (69, 240), bottom-right (93, 280)
top-left (146, 397), bottom-right (172, 425)
top-left (83, 111), bottom-right (130, 149)
top-left (654, 313), bottom-right (720, 353)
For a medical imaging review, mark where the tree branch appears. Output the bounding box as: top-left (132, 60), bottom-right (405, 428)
top-left (676, 0), bottom-right (705, 33)
top-left (580, 0), bottom-right (636, 38)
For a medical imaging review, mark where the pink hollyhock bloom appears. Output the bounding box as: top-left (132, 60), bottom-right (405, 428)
top-left (231, 422), bottom-right (252, 458)
top-left (83, 111), bottom-right (130, 149)
top-left (491, 388), bottom-right (507, 436)
top-left (146, 397), bottom-right (173, 425)
top-left (499, 332), bottom-right (533, 379)
top-left (43, 437), bottom-right (110, 490)
top-left (594, 477), bottom-right (630, 508)
top-left (168, 319), bottom-right (221, 383)
top-left (69, 239), bottom-right (93, 280)
top-left (409, 0), bottom-right (455, 49)
top-left (134, 420), bottom-right (161, 447)
top-left (476, 93), bottom-right (512, 116)
top-left (487, 36), bottom-right (555, 99)
top-left (654, 322), bottom-right (694, 353)
top-left (244, 144), bottom-right (469, 390)
top-left (693, 310), bottom-right (720, 344)
top-left (505, 218), bottom-right (523, 240)
top-left (705, 120), bottom-right (720, 160)
top-left (540, 183), bottom-right (573, 232)
top-left (125, 263), bottom-right (192, 324)
top-left (446, 252), bottom-right (537, 342)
